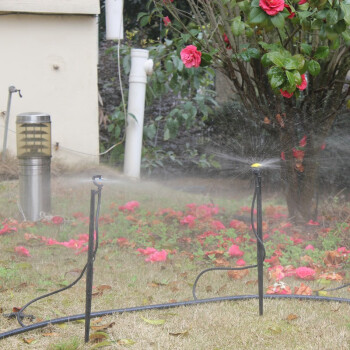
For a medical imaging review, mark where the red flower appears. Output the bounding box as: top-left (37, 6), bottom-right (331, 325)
top-left (280, 89), bottom-right (293, 98)
top-left (52, 216), bottom-right (64, 225)
top-left (145, 249), bottom-right (168, 262)
top-left (137, 247), bottom-right (157, 255)
top-left (296, 74), bottom-right (307, 90)
top-left (298, 0), bottom-right (307, 4)
top-left (299, 135), bottom-right (307, 147)
top-left (211, 220), bottom-right (226, 231)
top-left (223, 33), bottom-right (231, 49)
top-left (320, 142), bottom-right (326, 150)
top-left (163, 16), bottom-right (171, 26)
top-left (280, 151), bottom-right (285, 160)
top-left (14, 246), bottom-right (31, 257)
top-left (228, 244), bottom-right (244, 257)
top-left (236, 259), bottom-right (246, 266)
top-left (307, 220), bottom-right (319, 226)
top-left (118, 201), bottom-right (140, 213)
top-left (305, 244), bottom-right (315, 251)
top-left (259, 0), bottom-right (285, 16)
top-left (284, 4), bottom-right (295, 18)
top-left (180, 215), bottom-right (196, 228)
top-left (292, 148), bottom-right (305, 159)
top-left (294, 266), bottom-right (316, 280)
top-left (0, 224), bottom-right (17, 235)
top-left (180, 45), bottom-right (202, 68)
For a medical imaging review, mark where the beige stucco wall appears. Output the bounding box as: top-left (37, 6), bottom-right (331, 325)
top-left (0, 13), bottom-right (99, 163)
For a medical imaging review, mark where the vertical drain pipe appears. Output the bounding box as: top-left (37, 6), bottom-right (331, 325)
top-left (123, 49), bottom-right (153, 179)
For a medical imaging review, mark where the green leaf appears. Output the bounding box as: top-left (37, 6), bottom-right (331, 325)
top-left (341, 3), bottom-right (350, 24)
top-left (286, 71), bottom-right (296, 88)
top-left (247, 48), bottom-right (260, 59)
top-left (140, 15), bottom-right (150, 27)
top-left (291, 54), bottom-right (305, 70)
top-left (298, 11), bottom-right (313, 20)
top-left (261, 53), bottom-right (272, 67)
top-left (249, 7), bottom-right (268, 24)
top-left (326, 9), bottom-right (338, 25)
top-left (267, 66), bottom-right (286, 89)
top-left (308, 60), bottom-right (321, 76)
top-left (140, 316), bottom-right (166, 325)
top-left (330, 37), bottom-right (340, 50)
top-left (334, 19), bottom-right (347, 34)
top-left (232, 17), bottom-right (245, 36)
top-left (291, 70), bottom-right (302, 85)
top-left (311, 19), bottom-right (323, 30)
top-left (251, 0), bottom-right (260, 7)
top-left (314, 46), bottom-right (329, 60)
top-left (267, 52), bottom-right (285, 67)
top-left (270, 12), bottom-right (285, 29)
top-left (284, 57), bottom-right (299, 70)
top-left (325, 26), bottom-right (338, 41)
top-left (301, 43), bottom-right (312, 56)
top-left (200, 52), bottom-right (212, 67)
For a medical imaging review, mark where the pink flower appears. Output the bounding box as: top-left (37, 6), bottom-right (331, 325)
top-left (228, 244), bottom-right (244, 257)
top-left (280, 151), bottom-right (285, 160)
top-left (305, 244), bottom-right (315, 251)
top-left (280, 89), bottom-right (293, 98)
top-left (337, 247), bottom-right (350, 254)
top-left (294, 266), bottom-right (316, 280)
top-left (297, 74), bottom-right (307, 90)
top-left (236, 259), bottom-right (246, 266)
top-left (284, 4), bottom-right (295, 18)
top-left (145, 249), bottom-right (168, 262)
top-left (0, 224), bottom-right (17, 235)
top-left (320, 143), bottom-right (326, 150)
top-left (137, 247), bottom-right (157, 255)
top-left (298, 0), bottom-right (307, 4)
top-left (163, 16), bottom-right (171, 26)
top-left (259, 0), bottom-right (285, 16)
top-left (180, 215), bottom-right (196, 228)
top-left (211, 220), bottom-right (226, 231)
top-left (118, 201), bottom-right (140, 213)
top-left (14, 246), bottom-right (30, 257)
top-left (307, 220), bottom-right (319, 226)
top-left (299, 135), bottom-right (307, 147)
top-left (180, 45), bottom-right (202, 68)
top-left (52, 216), bottom-right (64, 225)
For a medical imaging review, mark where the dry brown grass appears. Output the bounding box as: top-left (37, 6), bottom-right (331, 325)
top-left (0, 170), bottom-right (349, 349)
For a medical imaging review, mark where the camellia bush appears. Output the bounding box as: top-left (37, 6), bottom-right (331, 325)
top-left (149, 0), bottom-right (350, 221)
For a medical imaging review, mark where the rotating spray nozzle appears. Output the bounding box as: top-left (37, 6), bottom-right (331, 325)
top-left (251, 163), bottom-right (262, 175)
top-left (92, 175), bottom-right (104, 189)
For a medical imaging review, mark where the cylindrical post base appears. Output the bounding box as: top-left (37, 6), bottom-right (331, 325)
top-left (18, 157), bottom-right (51, 221)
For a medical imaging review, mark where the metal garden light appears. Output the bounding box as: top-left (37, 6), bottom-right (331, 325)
top-left (16, 112), bottom-right (51, 221)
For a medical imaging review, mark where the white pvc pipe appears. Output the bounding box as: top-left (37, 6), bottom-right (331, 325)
top-left (123, 49), bottom-right (153, 179)
top-left (105, 0), bottom-right (124, 40)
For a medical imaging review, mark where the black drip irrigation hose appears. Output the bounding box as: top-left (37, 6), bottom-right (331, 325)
top-left (1, 171), bottom-right (350, 341)
top-left (1, 294), bottom-right (350, 340)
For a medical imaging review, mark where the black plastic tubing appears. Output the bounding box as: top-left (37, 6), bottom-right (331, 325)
top-left (1, 294), bottom-right (350, 340)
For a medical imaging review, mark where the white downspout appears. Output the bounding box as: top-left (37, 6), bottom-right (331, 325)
top-left (123, 49), bottom-right (153, 179)
top-left (105, 0), bottom-right (124, 40)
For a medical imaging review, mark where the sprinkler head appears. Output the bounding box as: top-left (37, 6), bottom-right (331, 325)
top-left (92, 175), bottom-right (104, 189)
top-left (251, 163), bottom-right (262, 168)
